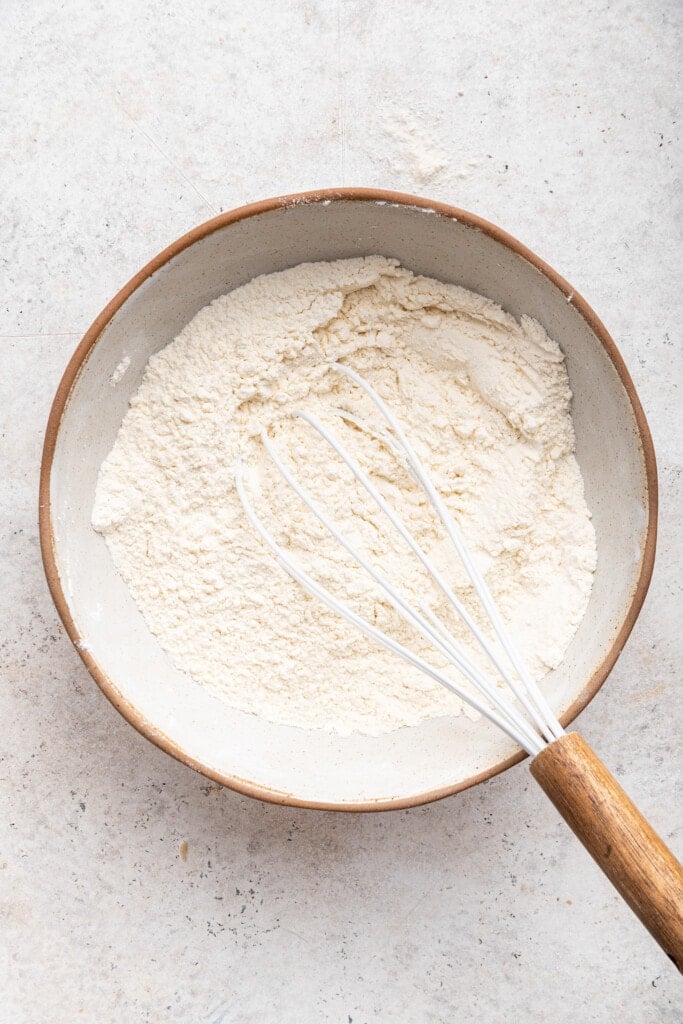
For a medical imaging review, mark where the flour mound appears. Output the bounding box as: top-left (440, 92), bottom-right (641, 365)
top-left (92, 257), bottom-right (596, 735)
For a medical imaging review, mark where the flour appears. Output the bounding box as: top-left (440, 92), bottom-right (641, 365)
top-left (109, 355), bottom-right (130, 386)
top-left (92, 257), bottom-right (597, 735)
top-left (382, 110), bottom-right (448, 184)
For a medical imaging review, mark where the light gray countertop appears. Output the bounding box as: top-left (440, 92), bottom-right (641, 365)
top-left (2, 1), bottom-right (681, 1021)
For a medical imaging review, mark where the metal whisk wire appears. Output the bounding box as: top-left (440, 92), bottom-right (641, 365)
top-left (236, 363), bottom-right (565, 756)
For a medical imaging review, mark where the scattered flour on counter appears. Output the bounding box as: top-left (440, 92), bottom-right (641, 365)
top-left (92, 257), bottom-right (597, 735)
top-left (382, 110), bottom-right (449, 184)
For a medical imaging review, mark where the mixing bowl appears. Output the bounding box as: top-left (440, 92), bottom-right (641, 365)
top-left (39, 188), bottom-right (657, 810)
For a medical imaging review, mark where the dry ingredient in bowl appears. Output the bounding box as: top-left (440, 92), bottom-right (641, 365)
top-left (92, 257), bottom-right (596, 735)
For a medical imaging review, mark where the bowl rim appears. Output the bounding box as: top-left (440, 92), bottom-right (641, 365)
top-left (39, 186), bottom-right (658, 811)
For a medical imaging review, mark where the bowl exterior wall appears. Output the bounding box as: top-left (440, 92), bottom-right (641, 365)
top-left (40, 190), bottom-right (657, 809)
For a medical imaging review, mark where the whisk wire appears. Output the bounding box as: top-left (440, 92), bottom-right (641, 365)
top-left (236, 459), bottom-right (544, 755)
top-left (300, 410), bottom-right (527, 696)
top-left (260, 431), bottom-right (543, 754)
top-left (296, 405), bottom-right (557, 745)
top-left (237, 365), bottom-right (568, 755)
top-left (331, 362), bottom-right (564, 743)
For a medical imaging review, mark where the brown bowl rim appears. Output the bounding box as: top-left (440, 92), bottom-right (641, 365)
top-left (39, 187), bottom-right (658, 812)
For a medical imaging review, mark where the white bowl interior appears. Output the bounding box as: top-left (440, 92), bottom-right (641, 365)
top-left (48, 200), bottom-right (650, 806)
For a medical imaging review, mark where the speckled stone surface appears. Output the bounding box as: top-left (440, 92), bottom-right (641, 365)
top-left (1, 1), bottom-right (681, 1021)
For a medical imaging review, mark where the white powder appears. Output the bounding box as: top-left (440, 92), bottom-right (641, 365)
top-left (109, 354), bottom-right (131, 386)
top-left (382, 110), bottom-right (448, 183)
top-left (92, 257), bottom-right (596, 735)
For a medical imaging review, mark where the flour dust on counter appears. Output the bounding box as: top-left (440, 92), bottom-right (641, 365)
top-left (92, 256), bottom-right (596, 735)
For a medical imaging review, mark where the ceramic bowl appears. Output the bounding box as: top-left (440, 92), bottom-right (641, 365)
top-left (40, 189), bottom-right (657, 810)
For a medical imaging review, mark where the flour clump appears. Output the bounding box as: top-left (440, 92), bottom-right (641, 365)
top-left (92, 257), bottom-right (597, 735)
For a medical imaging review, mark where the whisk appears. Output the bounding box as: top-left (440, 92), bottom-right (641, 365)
top-left (237, 362), bottom-right (683, 969)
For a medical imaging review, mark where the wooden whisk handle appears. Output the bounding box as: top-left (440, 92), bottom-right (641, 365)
top-left (530, 732), bottom-right (683, 971)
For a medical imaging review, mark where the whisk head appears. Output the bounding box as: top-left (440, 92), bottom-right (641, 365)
top-left (236, 363), bottom-right (565, 756)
